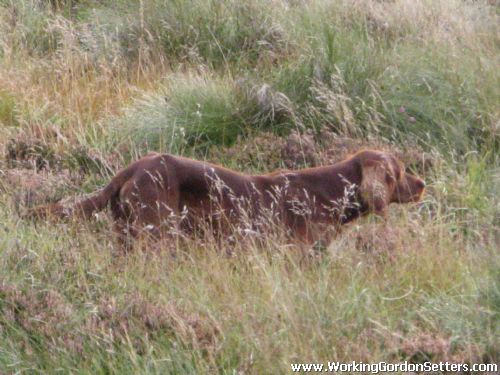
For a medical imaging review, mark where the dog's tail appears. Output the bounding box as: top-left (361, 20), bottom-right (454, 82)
top-left (26, 166), bottom-right (135, 221)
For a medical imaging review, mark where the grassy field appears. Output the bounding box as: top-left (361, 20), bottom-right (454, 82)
top-left (0, 0), bottom-right (498, 373)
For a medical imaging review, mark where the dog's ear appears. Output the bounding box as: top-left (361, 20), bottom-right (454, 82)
top-left (358, 159), bottom-right (392, 215)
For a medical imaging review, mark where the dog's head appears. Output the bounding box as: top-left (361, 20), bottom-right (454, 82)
top-left (353, 150), bottom-right (425, 215)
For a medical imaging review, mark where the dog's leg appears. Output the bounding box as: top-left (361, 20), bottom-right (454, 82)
top-left (123, 170), bottom-right (182, 250)
top-left (112, 219), bottom-right (137, 253)
top-left (110, 193), bottom-right (137, 253)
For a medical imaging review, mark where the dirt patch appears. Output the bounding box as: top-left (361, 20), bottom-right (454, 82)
top-left (5, 136), bottom-right (59, 170)
top-left (5, 132), bottom-right (121, 175)
top-left (356, 327), bottom-right (489, 366)
top-left (0, 281), bottom-right (221, 356)
top-left (0, 168), bottom-right (78, 211)
top-left (398, 332), bottom-right (467, 363)
top-left (64, 145), bottom-right (121, 176)
top-left (337, 220), bottom-right (425, 262)
top-left (210, 128), bottom-right (434, 174)
top-left (2, 132), bottom-right (124, 211)
top-left (396, 332), bottom-right (491, 366)
top-left (281, 129), bottom-right (319, 168)
top-left (88, 293), bottom-right (221, 352)
top-left (349, 223), bottom-right (406, 260)
top-left (0, 284), bottom-right (75, 333)
top-left (210, 132), bottom-right (286, 171)
top-left (314, 129), bottom-right (434, 173)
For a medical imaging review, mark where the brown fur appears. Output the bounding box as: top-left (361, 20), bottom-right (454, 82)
top-left (27, 149), bottom-right (425, 247)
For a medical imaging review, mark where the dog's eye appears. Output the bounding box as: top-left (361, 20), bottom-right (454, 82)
top-left (405, 166), bottom-right (418, 175)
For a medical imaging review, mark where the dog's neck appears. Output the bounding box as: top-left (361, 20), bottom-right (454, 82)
top-left (252, 160), bottom-right (368, 223)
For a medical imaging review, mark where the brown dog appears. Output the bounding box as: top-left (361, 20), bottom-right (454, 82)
top-left (28, 149), bottom-right (425, 246)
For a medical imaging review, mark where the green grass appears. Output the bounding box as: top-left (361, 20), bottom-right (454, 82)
top-left (111, 73), bottom-right (298, 156)
top-left (0, 90), bottom-right (17, 126)
top-left (1, 200), bottom-right (497, 372)
top-left (0, 0), bottom-right (498, 373)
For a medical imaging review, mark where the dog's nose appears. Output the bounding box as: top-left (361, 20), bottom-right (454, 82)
top-left (416, 179), bottom-right (426, 190)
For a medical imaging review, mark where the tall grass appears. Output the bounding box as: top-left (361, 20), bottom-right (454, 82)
top-left (0, 0), bottom-right (498, 373)
top-left (113, 73), bottom-right (298, 155)
top-left (0, 195), bottom-right (497, 372)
